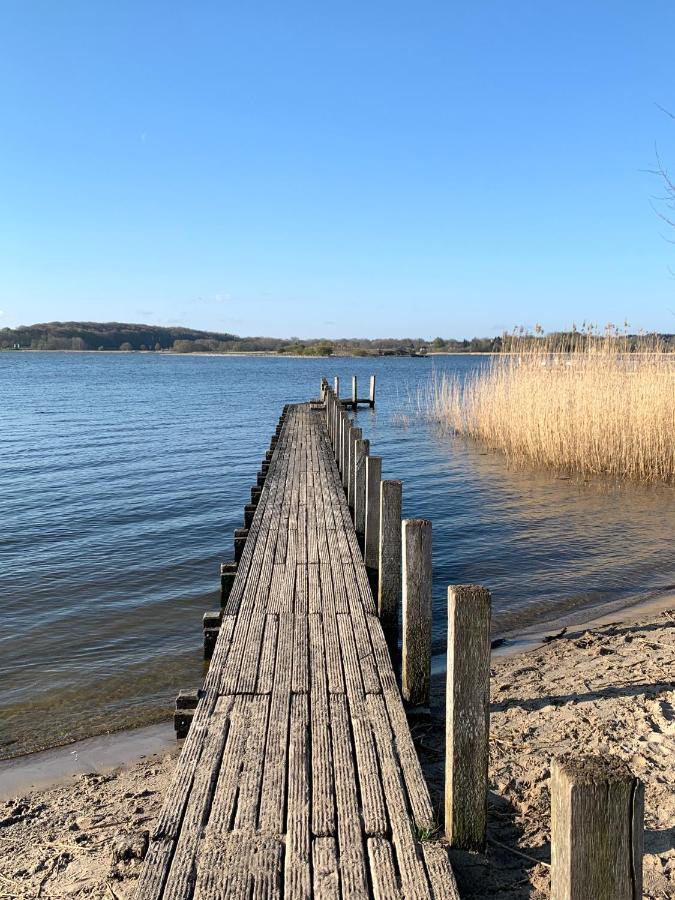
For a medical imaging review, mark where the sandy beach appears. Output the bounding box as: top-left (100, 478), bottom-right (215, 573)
top-left (1, 606), bottom-right (674, 898)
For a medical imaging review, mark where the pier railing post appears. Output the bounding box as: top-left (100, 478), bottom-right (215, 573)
top-left (334, 404), bottom-right (341, 461)
top-left (364, 456), bottom-right (382, 587)
top-left (550, 757), bottom-right (643, 900)
top-left (401, 519), bottom-right (432, 706)
top-left (353, 438), bottom-right (370, 545)
top-left (378, 480), bottom-right (401, 626)
top-left (445, 584), bottom-right (491, 851)
top-left (338, 410), bottom-right (345, 470)
top-left (369, 374), bottom-right (376, 408)
top-left (341, 417), bottom-right (351, 489)
top-left (347, 427), bottom-right (362, 512)
top-left (352, 375), bottom-right (358, 410)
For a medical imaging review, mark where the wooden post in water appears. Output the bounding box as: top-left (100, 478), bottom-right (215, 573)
top-left (333, 404), bottom-right (340, 461)
top-left (220, 561), bottom-right (237, 606)
top-left (337, 411), bottom-right (343, 471)
top-left (234, 528), bottom-right (248, 562)
top-left (341, 417), bottom-right (351, 489)
top-left (445, 584), bottom-right (491, 851)
top-left (550, 757), bottom-right (643, 900)
top-left (339, 409), bottom-right (346, 467)
top-left (369, 374), bottom-right (376, 408)
top-left (334, 376), bottom-right (340, 398)
top-left (353, 438), bottom-right (370, 545)
top-left (347, 427), bottom-right (362, 511)
top-left (352, 375), bottom-right (358, 410)
top-left (364, 456), bottom-right (382, 586)
top-left (378, 480), bottom-right (402, 625)
top-left (401, 519), bottom-right (432, 706)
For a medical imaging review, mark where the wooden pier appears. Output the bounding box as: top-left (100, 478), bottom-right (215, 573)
top-left (135, 391), bottom-right (458, 899)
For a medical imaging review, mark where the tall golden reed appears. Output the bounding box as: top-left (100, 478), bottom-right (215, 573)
top-left (426, 328), bottom-right (675, 482)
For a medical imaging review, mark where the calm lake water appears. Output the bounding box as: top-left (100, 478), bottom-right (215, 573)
top-left (1, 352), bottom-right (674, 758)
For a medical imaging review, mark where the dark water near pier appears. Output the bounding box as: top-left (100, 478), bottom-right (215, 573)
top-left (1, 352), bottom-right (674, 759)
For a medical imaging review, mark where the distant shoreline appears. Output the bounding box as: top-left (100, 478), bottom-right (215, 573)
top-left (1, 348), bottom-right (496, 358)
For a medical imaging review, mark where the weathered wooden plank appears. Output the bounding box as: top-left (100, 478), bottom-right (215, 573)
top-left (329, 695), bottom-right (370, 898)
top-left (285, 694), bottom-right (311, 899)
top-left (258, 613), bottom-right (294, 835)
top-left (293, 614), bottom-right (309, 694)
top-left (312, 838), bottom-right (340, 900)
top-left (256, 615), bottom-right (279, 694)
top-left (366, 693), bottom-right (432, 900)
top-left (207, 697), bottom-right (252, 834)
top-left (162, 700), bottom-right (235, 899)
top-left (367, 837), bottom-right (401, 899)
top-left (233, 694), bottom-right (270, 832)
top-left (308, 613), bottom-right (335, 837)
top-left (422, 844), bottom-right (461, 900)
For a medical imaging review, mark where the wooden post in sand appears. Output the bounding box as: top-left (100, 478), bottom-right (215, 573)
top-left (378, 480), bottom-right (402, 625)
top-left (550, 756), bottom-right (643, 900)
top-left (445, 584), bottom-right (491, 850)
top-left (401, 519), bottom-right (432, 706)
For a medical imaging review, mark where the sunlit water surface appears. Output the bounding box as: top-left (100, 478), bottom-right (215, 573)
top-left (1, 352), bottom-right (673, 758)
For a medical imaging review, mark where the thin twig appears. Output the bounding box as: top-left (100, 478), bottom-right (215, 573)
top-left (488, 836), bottom-right (551, 869)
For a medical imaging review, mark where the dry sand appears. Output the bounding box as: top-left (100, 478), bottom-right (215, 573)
top-left (1, 608), bottom-right (674, 898)
top-left (418, 607), bottom-right (675, 899)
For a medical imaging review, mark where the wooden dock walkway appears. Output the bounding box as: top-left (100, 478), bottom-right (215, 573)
top-left (135, 402), bottom-right (458, 899)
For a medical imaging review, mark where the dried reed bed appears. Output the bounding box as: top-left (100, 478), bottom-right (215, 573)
top-left (426, 332), bottom-right (675, 482)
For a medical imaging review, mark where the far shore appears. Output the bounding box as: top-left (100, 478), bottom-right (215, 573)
top-left (1, 348), bottom-right (496, 358)
top-left (1, 596), bottom-right (673, 897)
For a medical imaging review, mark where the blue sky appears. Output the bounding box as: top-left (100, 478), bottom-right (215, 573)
top-left (1, 2), bottom-right (675, 338)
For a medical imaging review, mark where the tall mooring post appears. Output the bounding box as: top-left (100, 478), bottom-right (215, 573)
top-left (401, 519), bottom-right (432, 706)
top-left (445, 584), bottom-right (491, 851)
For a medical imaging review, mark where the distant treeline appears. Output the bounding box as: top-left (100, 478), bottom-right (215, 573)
top-left (0, 321), bottom-right (503, 355)
top-left (1, 321), bottom-right (672, 355)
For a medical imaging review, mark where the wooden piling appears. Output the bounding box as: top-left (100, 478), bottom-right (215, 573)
top-left (401, 519), bottom-right (432, 706)
top-left (334, 376), bottom-right (340, 397)
top-left (347, 426), bottom-right (362, 510)
top-left (550, 756), bottom-right (643, 900)
top-left (445, 584), bottom-right (491, 851)
top-left (353, 438), bottom-right (370, 542)
top-left (203, 609), bottom-right (222, 660)
top-left (369, 374), bottom-right (376, 408)
top-left (220, 562), bottom-right (237, 606)
top-left (352, 375), bottom-right (358, 409)
top-left (341, 416), bottom-right (351, 489)
top-left (174, 707), bottom-right (195, 739)
top-left (234, 528), bottom-right (248, 562)
top-left (334, 406), bottom-right (342, 463)
top-left (364, 456), bottom-right (382, 576)
top-left (378, 480), bottom-right (402, 625)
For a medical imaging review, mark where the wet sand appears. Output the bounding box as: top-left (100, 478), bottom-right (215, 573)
top-left (1, 606), bottom-right (674, 898)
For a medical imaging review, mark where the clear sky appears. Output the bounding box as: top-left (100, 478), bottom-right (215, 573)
top-left (2, 2), bottom-right (675, 339)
